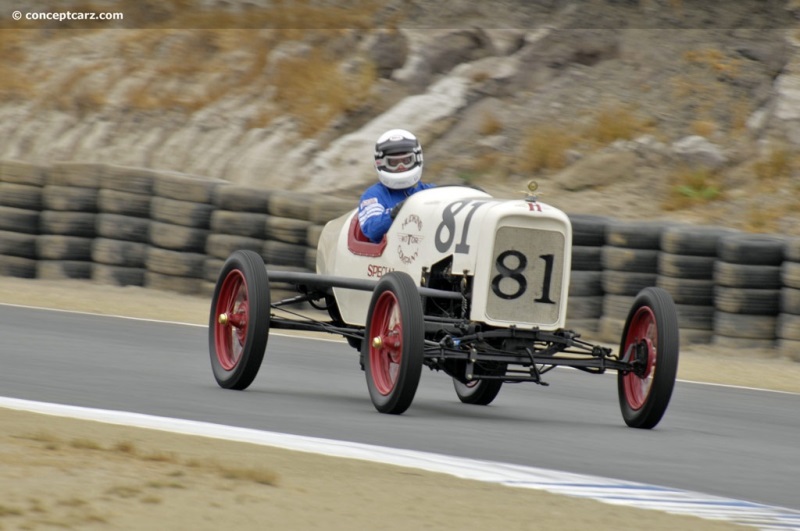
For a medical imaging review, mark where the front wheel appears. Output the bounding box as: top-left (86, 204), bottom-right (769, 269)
top-left (617, 287), bottom-right (679, 429)
top-left (363, 272), bottom-right (424, 414)
top-left (209, 250), bottom-right (271, 390)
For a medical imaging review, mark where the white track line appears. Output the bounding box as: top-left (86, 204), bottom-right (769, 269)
top-left (3, 397), bottom-right (799, 530)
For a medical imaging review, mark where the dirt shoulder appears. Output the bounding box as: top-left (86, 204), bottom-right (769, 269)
top-left (0, 277), bottom-right (793, 530)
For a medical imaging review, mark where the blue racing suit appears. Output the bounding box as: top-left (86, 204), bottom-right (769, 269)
top-left (357, 181), bottom-right (434, 243)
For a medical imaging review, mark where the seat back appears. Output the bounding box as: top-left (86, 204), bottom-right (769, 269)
top-left (347, 215), bottom-right (387, 257)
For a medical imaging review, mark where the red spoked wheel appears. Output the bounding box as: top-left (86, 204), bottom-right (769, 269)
top-left (617, 287), bottom-right (679, 429)
top-left (209, 250), bottom-right (270, 390)
top-left (363, 272), bottom-right (424, 414)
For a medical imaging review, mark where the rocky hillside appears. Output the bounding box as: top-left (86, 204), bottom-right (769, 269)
top-left (1, 0), bottom-right (799, 233)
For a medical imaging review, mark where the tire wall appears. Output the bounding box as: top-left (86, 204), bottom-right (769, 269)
top-left (0, 160), bottom-right (797, 360)
top-left (0, 161), bottom-right (353, 300)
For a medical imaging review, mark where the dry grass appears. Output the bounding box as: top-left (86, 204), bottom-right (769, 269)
top-left (518, 124), bottom-right (577, 173)
top-left (690, 120), bottom-right (717, 138)
top-left (663, 167), bottom-right (723, 210)
top-left (479, 112), bottom-right (504, 135)
top-left (585, 104), bottom-right (652, 144)
top-left (754, 144), bottom-right (796, 181)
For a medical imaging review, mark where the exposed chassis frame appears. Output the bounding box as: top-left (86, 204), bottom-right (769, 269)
top-left (267, 271), bottom-right (644, 386)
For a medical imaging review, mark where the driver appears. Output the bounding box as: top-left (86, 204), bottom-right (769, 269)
top-left (357, 129), bottom-right (434, 243)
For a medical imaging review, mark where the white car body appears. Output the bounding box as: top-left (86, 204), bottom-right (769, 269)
top-left (317, 186), bottom-right (573, 330)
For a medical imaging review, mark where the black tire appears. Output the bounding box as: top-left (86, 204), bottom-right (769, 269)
top-left (42, 185), bottom-right (98, 212)
top-left (146, 247), bottom-right (206, 278)
top-left (453, 363), bottom-right (506, 406)
top-left (717, 233), bottom-right (786, 266)
top-left (785, 238), bottom-right (800, 262)
top-left (602, 270), bottom-right (658, 296)
top-left (617, 287), bottom-right (679, 429)
top-left (0, 206), bottom-right (39, 234)
top-left (47, 162), bottom-right (101, 188)
top-left (0, 160), bottom-right (47, 186)
top-left (713, 311), bottom-right (777, 340)
top-left (39, 211), bottom-right (95, 237)
top-left (569, 295), bottom-right (604, 318)
top-left (601, 246), bottom-right (659, 273)
top-left (204, 258), bottom-right (226, 283)
top-left (153, 173), bottom-right (221, 203)
top-left (777, 313), bottom-right (800, 341)
top-left (150, 197), bottom-right (214, 229)
top-left (606, 220), bottom-right (678, 250)
top-left (780, 287), bottom-right (800, 315)
top-left (149, 221), bottom-right (209, 253)
top-left (567, 214), bottom-right (610, 246)
top-left (657, 253), bottom-right (716, 280)
top-left (265, 216), bottom-right (313, 245)
top-left (206, 233), bottom-right (264, 260)
top-left (307, 225), bottom-right (325, 249)
top-left (569, 271), bottom-right (603, 296)
top-left (363, 271), bottom-right (424, 414)
top-left (213, 185), bottom-right (271, 213)
top-left (781, 262), bottom-right (800, 290)
top-left (92, 263), bottom-right (146, 287)
top-left (714, 262), bottom-right (781, 289)
top-left (210, 210), bottom-right (269, 239)
top-left (660, 225), bottom-right (738, 256)
top-left (91, 238), bottom-right (148, 267)
top-left (262, 240), bottom-right (307, 268)
top-left (144, 271), bottom-right (204, 295)
top-left (307, 196), bottom-right (354, 224)
top-left (674, 303), bottom-right (715, 330)
top-left (36, 260), bottom-right (92, 280)
top-left (571, 245), bottom-right (603, 271)
top-left (0, 183), bottom-right (42, 210)
top-left (101, 165), bottom-right (156, 194)
top-left (0, 254), bottom-right (36, 278)
top-left (714, 287), bottom-right (780, 315)
top-left (0, 230), bottom-right (37, 258)
top-left (655, 276), bottom-right (714, 305)
top-left (97, 189), bottom-right (151, 218)
top-left (36, 235), bottom-right (93, 261)
top-left (95, 214), bottom-right (150, 243)
top-left (209, 250), bottom-right (271, 390)
top-left (268, 190), bottom-right (311, 220)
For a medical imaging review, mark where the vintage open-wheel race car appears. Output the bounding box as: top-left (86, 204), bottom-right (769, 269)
top-left (208, 184), bottom-right (680, 429)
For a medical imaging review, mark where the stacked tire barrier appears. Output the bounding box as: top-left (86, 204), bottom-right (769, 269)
top-left (146, 173), bottom-right (220, 295)
top-left (37, 162), bottom-right (99, 280)
top-left (657, 225), bottom-right (737, 346)
top-left (92, 165), bottom-right (155, 287)
top-left (598, 220), bottom-right (671, 343)
top-left (565, 214), bottom-right (610, 333)
top-left (713, 233), bottom-right (786, 350)
top-left (0, 161), bottom-right (46, 278)
top-left (778, 238), bottom-right (800, 361)
top-left (2, 158), bottom-right (800, 362)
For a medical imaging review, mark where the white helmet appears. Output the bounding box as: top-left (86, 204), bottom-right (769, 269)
top-left (374, 129), bottom-right (423, 190)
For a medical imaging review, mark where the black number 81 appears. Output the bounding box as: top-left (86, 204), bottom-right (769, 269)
top-left (491, 251), bottom-right (556, 304)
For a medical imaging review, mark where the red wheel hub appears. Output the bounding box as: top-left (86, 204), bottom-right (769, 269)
top-left (623, 306), bottom-right (657, 410)
top-left (214, 269), bottom-right (249, 371)
top-left (369, 291), bottom-right (403, 396)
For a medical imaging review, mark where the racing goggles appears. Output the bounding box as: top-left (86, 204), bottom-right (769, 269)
top-left (382, 153), bottom-right (416, 172)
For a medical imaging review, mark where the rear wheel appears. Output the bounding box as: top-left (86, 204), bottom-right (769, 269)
top-left (209, 250), bottom-right (270, 390)
top-left (363, 272), bottom-right (424, 414)
top-left (453, 365), bottom-right (506, 406)
top-left (617, 287), bottom-right (679, 429)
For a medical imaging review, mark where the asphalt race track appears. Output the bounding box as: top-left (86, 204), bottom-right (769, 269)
top-left (2, 304), bottom-right (799, 512)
